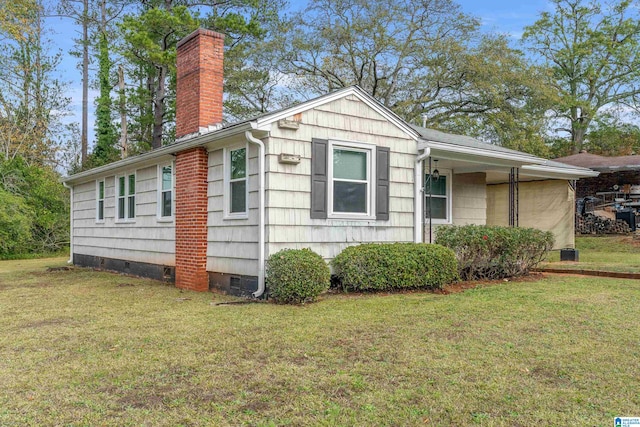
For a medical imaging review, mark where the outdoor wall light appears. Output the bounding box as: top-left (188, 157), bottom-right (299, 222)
top-left (432, 159), bottom-right (440, 181)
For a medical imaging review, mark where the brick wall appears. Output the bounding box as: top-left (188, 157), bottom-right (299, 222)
top-left (175, 147), bottom-right (209, 291)
top-left (175, 28), bottom-right (224, 138)
top-left (576, 171), bottom-right (640, 199)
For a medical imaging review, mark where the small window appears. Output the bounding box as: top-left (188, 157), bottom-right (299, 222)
top-left (225, 146), bottom-right (247, 218)
top-left (96, 180), bottom-right (105, 221)
top-left (328, 141), bottom-right (374, 218)
top-left (116, 173), bottom-right (136, 221)
top-left (158, 164), bottom-right (173, 218)
top-left (425, 172), bottom-right (450, 223)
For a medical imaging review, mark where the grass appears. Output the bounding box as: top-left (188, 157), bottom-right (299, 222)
top-left (2, 258), bottom-right (640, 426)
top-left (542, 235), bottom-right (640, 273)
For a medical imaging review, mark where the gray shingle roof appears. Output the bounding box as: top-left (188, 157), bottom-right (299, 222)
top-left (410, 124), bottom-right (542, 159)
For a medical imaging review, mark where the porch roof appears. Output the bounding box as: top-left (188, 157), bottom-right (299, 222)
top-left (412, 125), bottom-right (598, 181)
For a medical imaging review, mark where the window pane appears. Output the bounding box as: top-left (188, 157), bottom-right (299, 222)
top-left (98, 200), bottom-right (104, 220)
top-left (162, 191), bottom-right (172, 217)
top-left (99, 181), bottom-right (104, 199)
top-left (425, 175), bottom-right (446, 196)
top-left (118, 198), bottom-right (125, 219)
top-left (162, 166), bottom-right (172, 191)
top-left (128, 174), bottom-right (135, 195)
top-left (119, 176), bottom-right (125, 197)
top-left (333, 149), bottom-right (366, 180)
top-left (128, 195), bottom-right (135, 218)
top-left (333, 181), bottom-right (367, 213)
top-left (230, 180), bottom-right (246, 213)
top-left (426, 197), bottom-right (447, 220)
top-left (231, 148), bottom-right (246, 179)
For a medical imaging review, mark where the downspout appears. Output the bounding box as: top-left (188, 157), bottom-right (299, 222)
top-left (62, 182), bottom-right (74, 264)
top-left (414, 146), bottom-right (431, 243)
top-left (245, 131), bottom-right (266, 298)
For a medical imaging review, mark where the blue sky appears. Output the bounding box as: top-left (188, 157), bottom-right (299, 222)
top-left (457, 0), bottom-right (552, 38)
top-left (48, 0), bottom-right (552, 149)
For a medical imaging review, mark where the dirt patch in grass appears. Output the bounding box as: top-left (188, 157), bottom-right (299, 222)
top-left (327, 273), bottom-right (543, 298)
top-left (46, 266), bottom-right (73, 272)
top-left (19, 318), bottom-right (75, 329)
top-left (116, 388), bottom-right (168, 410)
top-left (528, 365), bottom-right (572, 387)
top-left (1, 281), bottom-right (54, 291)
top-left (437, 272), bottom-right (544, 294)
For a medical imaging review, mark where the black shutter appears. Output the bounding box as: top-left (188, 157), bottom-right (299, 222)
top-left (310, 138), bottom-right (328, 219)
top-left (376, 146), bottom-right (390, 220)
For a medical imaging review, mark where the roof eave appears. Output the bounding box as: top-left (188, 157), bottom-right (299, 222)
top-left (62, 121), bottom-right (255, 184)
top-left (420, 139), bottom-right (546, 166)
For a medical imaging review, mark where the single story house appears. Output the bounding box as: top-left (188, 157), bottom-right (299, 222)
top-left (554, 151), bottom-right (640, 199)
top-left (62, 29), bottom-right (597, 297)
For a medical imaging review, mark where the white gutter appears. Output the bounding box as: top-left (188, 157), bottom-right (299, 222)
top-left (521, 163), bottom-right (600, 179)
top-left (414, 146), bottom-right (431, 243)
top-left (245, 131), bottom-right (266, 298)
top-left (62, 182), bottom-right (73, 264)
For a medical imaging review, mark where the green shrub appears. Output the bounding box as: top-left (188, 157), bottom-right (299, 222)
top-left (435, 225), bottom-right (554, 281)
top-left (0, 188), bottom-right (33, 257)
top-left (0, 157), bottom-right (69, 258)
top-left (266, 248), bottom-right (331, 304)
top-left (331, 243), bottom-right (459, 292)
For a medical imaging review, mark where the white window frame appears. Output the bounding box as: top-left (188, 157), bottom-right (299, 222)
top-left (115, 171), bottom-right (136, 222)
top-left (96, 179), bottom-right (105, 223)
top-left (223, 144), bottom-right (249, 220)
top-left (327, 140), bottom-right (376, 220)
top-left (157, 162), bottom-right (175, 221)
top-left (425, 169), bottom-right (452, 225)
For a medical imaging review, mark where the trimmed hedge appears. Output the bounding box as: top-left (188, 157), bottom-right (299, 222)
top-left (435, 225), bottom-right (554, 281)
top-left (331, 243), bottom-right (459, 292)
top-left (266, 248), bottom-right (331, 304)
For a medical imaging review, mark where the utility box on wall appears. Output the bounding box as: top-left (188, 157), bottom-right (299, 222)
top-left (560, 248), bottom-right (579, 262)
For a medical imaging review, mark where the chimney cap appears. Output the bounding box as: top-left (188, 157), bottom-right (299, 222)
top-left (177, 28), bottom-right (225, 49)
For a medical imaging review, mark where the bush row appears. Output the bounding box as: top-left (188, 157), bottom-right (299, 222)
top-left (331, 243), bottom-right (458, 292)
top-left (435, 224), bottom-right (554, 281)
top-left (265, 225), bottom-right (554, 303)
top-left (266, 242), bottom-right (459, 303)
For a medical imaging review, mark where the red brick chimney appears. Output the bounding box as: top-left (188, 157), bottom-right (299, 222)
top-left (175, 28), bottom-right (224, 138)
top-left (174, 28), bottom-right (224, 292)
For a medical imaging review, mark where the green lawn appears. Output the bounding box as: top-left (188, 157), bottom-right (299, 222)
top-left (542, 235), bottom-right (640, 273)
top-left (2, 258), bottom-right (640, 426)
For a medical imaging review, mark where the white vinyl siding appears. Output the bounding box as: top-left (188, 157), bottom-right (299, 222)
top-left (72, 163), bottom-right (175, 266)
top-left (208, 147), bottom-right (259, 276)
top-left (264, 94), bottom-right (417, 264)
top-left (451, 172), bottom-right (487, 226)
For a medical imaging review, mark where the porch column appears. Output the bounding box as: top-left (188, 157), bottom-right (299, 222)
top-left (508, 167), bottom-right (519, 227)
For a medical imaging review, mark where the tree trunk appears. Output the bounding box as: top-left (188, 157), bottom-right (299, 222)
top-left (572, 126), bottom-right (587, 154)
top-left (81, 0), bottom-right (88, 165)
top-left (151, 64), bottom-right (166, 149)
top-left (119, 65), bottom-right (127, 158)
top-left (571, 113), bottom-right (590, 154)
